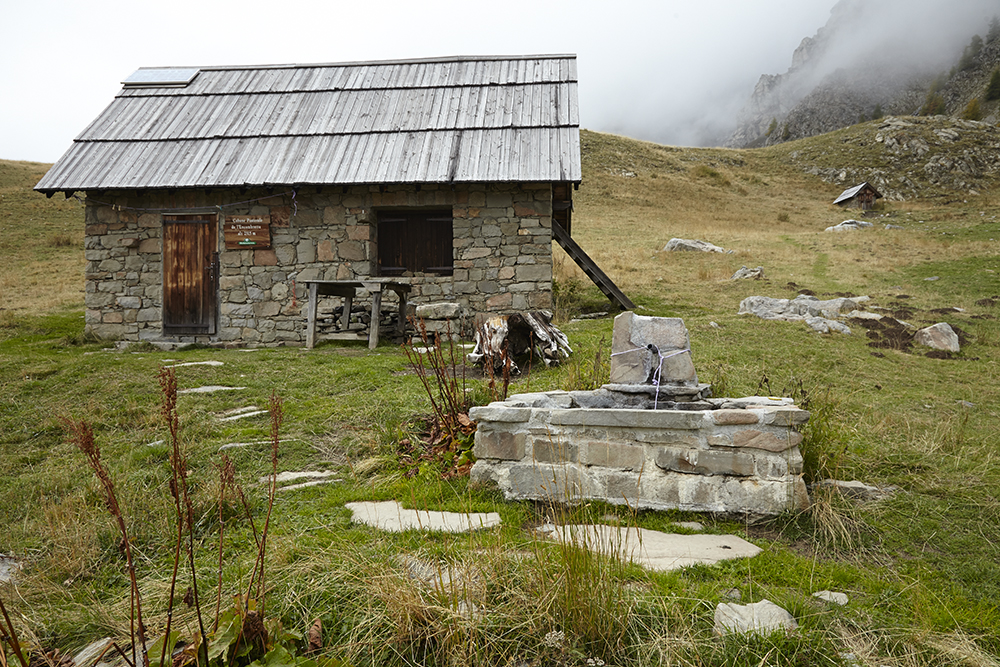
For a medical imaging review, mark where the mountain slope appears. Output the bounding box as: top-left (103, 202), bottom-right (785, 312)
top-left (729, 0), bottom-right (1000, 148)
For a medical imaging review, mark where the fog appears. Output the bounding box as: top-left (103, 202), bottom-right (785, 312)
top-left (0, 0), bottom-right (996, 163)
top-left (778, 0), bottom-right (1000, 98)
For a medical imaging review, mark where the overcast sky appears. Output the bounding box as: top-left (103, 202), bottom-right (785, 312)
top-left (2, 1), bottom-right (841, 163)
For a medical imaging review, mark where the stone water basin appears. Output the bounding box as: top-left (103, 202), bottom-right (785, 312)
top-left (470, 388), bottom-right (810, 516)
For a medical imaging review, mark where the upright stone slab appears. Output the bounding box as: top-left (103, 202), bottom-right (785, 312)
top-left (610, 312), bottom-right (698, 385)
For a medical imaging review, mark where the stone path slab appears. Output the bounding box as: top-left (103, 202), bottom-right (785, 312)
top-left (178, 385), bottom-right (246, 394)
top-left (346, 501), bottom-right (502, 533)
top-left (536, 524), bottom-right (761, 571)
top-left (164, 360), bottom-right (225, 368)
top-left (217, 406), bottom-right (267, 422)
top-left (218, 438), bottom-right (294, 451)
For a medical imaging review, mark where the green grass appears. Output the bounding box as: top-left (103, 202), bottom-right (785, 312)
top-left (4, 119), bottom-right (1000, 665)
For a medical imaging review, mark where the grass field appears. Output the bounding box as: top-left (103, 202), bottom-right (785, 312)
top-left (2, 119), bottom-right (1000, 666)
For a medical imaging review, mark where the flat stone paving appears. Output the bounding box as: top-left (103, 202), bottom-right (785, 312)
top-left (536, 524), bottom-right (761, 571)
top-left (346, 501), bottom-right (502, 533)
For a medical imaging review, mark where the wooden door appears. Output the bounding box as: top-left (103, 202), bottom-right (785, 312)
top-left (162, 217), bottom-right (218, 335)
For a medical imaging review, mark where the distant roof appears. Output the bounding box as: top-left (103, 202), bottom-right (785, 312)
top-left (834, 182), bottom-right (882, 205)
top-left (36, 55), bottom-right (581, 194)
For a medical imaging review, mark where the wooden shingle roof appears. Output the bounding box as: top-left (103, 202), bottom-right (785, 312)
top-left (36, 55), bottom-right (581, 194)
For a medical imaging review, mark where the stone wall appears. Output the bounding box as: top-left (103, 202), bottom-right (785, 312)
top-left (82, 182), bottom-right (554, 345)
top-left (470, 391), bottom-right (811, 516)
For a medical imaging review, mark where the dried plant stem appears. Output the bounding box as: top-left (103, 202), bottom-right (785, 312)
top-left (214, 456), bottom-right (236, 631)
top-left (158, 368), bottom-right (183, 667)
top-left (157, 368), bottom-right (208, 667)
top-left (63, 418), bottom-right (148, 667)
top-left (246, 392), bottom-right (282, 618)
top-left (0, 595), bottom-right (28, 667)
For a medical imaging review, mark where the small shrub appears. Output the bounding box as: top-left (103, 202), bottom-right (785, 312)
top-left (920, 92), bottom-right (946, 116)
top-left (962, 98), bottom-right (982, 121)
top-left (986, 68), bottom-right (1000, 101)
top-left (777, 212), bottom-right (790, 223)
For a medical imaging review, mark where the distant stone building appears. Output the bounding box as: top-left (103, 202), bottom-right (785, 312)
top-left (834, 182), bottom-right (882, 211)
top-left (35, 55), bottom-right (581, 345)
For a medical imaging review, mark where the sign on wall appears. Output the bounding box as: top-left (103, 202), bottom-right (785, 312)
top-left (224, 215), bottom-right (271, 249)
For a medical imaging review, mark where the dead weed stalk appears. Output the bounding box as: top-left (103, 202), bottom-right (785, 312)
top-left (402, 319), bottom-right (477, 477)
top-left (62, 417), bottom-right (148, 667)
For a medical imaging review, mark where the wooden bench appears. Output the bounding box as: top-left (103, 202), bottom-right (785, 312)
top-left (303, 279), bottom-right (410, 350)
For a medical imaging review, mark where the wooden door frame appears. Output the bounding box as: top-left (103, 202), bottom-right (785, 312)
top-left (161, 214), bottom-right (219, 336)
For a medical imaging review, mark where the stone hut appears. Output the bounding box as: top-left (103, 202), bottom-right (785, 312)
top-left (35, 55), bottom-right (581, 346)
top-left (833, 182), bottom-right (882, 211)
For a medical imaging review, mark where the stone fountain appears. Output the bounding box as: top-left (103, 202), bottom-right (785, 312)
top-left (469, 313), bottom-right (810, 516)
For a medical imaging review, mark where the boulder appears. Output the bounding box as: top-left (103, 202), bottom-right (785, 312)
top-left (714, 599), bottom-right (798, 636)
top-left (914, 322), bottom-right (959, 352)
top-left (731, 266), bottom-right (766, 280)
top-left (825, 220), bottom-right (874, 232)
top-left (738, 294), bottom-right (865, 334)
top-left (664, 238), bottom-right (726, 253)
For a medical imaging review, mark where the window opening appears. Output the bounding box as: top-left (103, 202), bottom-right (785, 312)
top-left (377, 209), bottom-right (453, 276)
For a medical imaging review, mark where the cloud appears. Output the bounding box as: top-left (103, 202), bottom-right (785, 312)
top-left (3, 0), bottom-right (995, 161)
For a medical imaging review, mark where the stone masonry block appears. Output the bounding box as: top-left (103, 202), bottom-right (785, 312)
top-left (505, 462), bottom-right (594, 502)
top-left (473, 431), bottom-right (526, 461)
top-left (549, 409), bottom-right (703, 430)
top-left (712, 409), bottom-right (760, 425)
top-left (729, 429), bottom-right (803, 453)
top-left (655, 447), bottom-right (756, 477)
top-left (468, 405), bottom-right (531, 422)
top-left (601, 470), bottom-right (641, 503)
top-left (762, 407), bottom-right (810, 426)
top-left (532, 437), bottom-right (579, 464)
top-left (581, 441), bottom-right (645, 470)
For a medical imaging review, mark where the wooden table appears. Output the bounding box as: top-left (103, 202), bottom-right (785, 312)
top-left (303, 280), bottom-right (410, 350)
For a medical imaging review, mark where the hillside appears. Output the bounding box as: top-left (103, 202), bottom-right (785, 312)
top-left (0, 160), bottom-right (83, 315)
top-left (3, 126), bottom-right (1000, 666)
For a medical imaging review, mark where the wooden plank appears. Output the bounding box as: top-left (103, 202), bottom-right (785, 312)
top-left (306, 282), bottom-right (319, 349)
top-left (368, 288), bottom-right (382, 350)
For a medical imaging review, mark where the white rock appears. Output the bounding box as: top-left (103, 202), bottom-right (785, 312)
top-left (0, 555), bottom-right (21, 583)
top-left (813, 590), bottom-right (849, 605)
top-left (731, 266), bottom-right (765, 280)
top-left (714, 599), bottom-right (798, 636)
top-left (163, 360), bottom-right (224, 368)
top-left (825, 220), bottom-right (874, 232)
top-left (914, 322), bottom-right (959, 352)
top-left (664, 238), bottom-right (726, 253)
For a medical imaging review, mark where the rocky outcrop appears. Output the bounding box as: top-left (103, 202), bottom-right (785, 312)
top-left (790, 116), bottom-right (1000, 200)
